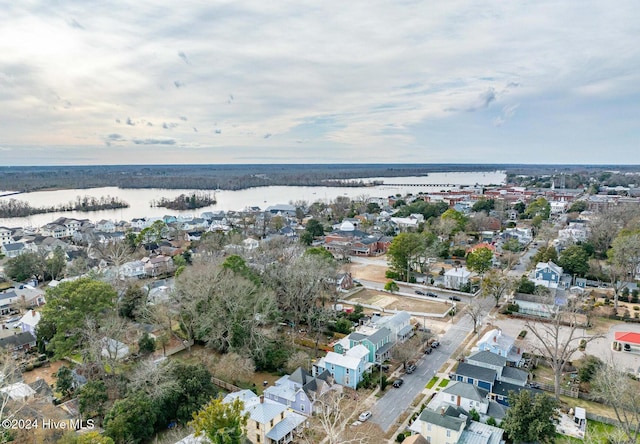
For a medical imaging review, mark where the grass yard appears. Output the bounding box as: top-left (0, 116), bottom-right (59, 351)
top-left (556, 420), bottom-right (639, 443)
top-left (426, 376), bottom-right (438, 389)
top-left (438, 379), bottom-right (449, 388)
top-left (344, 289), bottom-right (450, 315)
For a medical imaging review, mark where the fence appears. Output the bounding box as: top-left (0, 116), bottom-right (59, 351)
top-left (537, 382), bottom-right (579, 398)
top-left (211, 376), bottom-right (241, 393)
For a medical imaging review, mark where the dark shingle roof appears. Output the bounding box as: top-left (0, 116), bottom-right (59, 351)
top-left (417, 408), bottom-right (466, 431)
top-left (455, 363), bottom-right (497, 384)
top-left (0, 331), bottom-right (36, 349)
top-left (467, 350), bottom-right (507, 368)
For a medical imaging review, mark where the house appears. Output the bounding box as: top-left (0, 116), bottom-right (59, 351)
top-left (444, 267), bottom-right (472, 290)
top-left (428, 381), bottom-right (507, 423)
top-left (0, 227), bottom-right (14, 245)
top-left (120, 260), bottom-right (146, 279)
top-left (369, 311), bottom-right (414, 343)
top-left (334, 327), bottom-right (393, 363)
top-left (95, 220), bottom-right (116, 233)
top-left (323, 221), bottom-right (391, 257)
top-left (223, 390), bottom-right (306, 444)
top-left (1, 242), bottom-right (25, 258)
top-left (532, 261), bottom-right (563, 288)
top-left (313, 344), bottom-right (370, 389)
top-left (0, 331), bottom-right (37, 351)
top-left (476, 329), bottom-right (523, 366)
top-left (335, 272), bottom-right (354, 291)
top-left (264, 367), bottom-right (336, 416)
top-left (409, 405), bottom-right (467, 443)
top-left (1, 382), bottom-right (36, 401)
top-left (265, 204), bottom-right (297, 217)
top-left (18, 310), bottom-right (41, 336)
top-left (143, 255), bottom-right (174, 277)
top-left (409, 405), bottom-right (505, 444)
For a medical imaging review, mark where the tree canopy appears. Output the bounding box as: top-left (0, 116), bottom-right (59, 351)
top-left (387, 232), bottom-right (426, 281)
top-left (502, 390), bottom-right (558, 443)
top-left (466, 247), bottom-right (494, 275)
top-left (190, 397), bottom-right (249, 444)
top-left (558, 244), bottom-right (590, 277)
top-left (39, 278), bottom-right (117, 358)
top-left (104, 393), bottom-right (157, 444)
top-left (524, 197), bottom-right (551, 220)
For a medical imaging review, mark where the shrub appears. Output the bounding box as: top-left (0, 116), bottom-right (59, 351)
top-left (633, 306), bottom-right (639, 311)
top-left (386, 270), bottom-right (400, 279)
top-left (396, 433), bottom-right (406, 442)
top-left (506, 303), bottom-right (520, 313)
top-left (486, 417), bottom-right (498, 426)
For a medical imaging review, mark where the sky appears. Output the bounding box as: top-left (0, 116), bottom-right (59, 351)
top-left (0, 1), bottom-right (638, 166)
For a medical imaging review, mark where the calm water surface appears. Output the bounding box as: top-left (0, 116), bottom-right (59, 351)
top-left (0, 171), bottom-right (505, 228)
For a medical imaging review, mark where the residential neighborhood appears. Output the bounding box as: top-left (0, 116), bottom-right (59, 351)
top-left (0, 173), bottom-right (639, 444)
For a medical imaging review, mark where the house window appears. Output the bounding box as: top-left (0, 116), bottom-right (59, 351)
top-left (256, 423), bottom-right (260, 430)
top-left (257, 436), bottom-right (260, 443)
top-left (270, 419), bottom-right (273, 428)
top-left (446, 430), bottom-right (451, 438)
top-left (301, 404), bottom-right (305, 412)
top-left (427, 424), bottom-right (431, 431)
top-left (450, 395), bottom-right (455, 402)
top-left (346, 368), bottom-right (350, 374)
top-left (281, 412), bottom-right (284, 420)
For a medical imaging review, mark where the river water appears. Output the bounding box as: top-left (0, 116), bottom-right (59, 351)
top-left (0, 171), bottom-right (505, 229)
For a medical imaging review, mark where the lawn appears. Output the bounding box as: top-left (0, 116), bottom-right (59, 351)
top-left (426, 376), bottom-right (438, 389)
top-left (438, 379), bottom-right (449, 388)
top-left (556, 420), bottom-right (639, 443)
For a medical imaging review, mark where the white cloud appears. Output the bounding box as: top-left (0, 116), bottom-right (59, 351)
top-left (0, 0), bottom-right (639, 164)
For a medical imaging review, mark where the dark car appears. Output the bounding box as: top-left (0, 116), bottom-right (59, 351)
top-left (415, 290), bottom-right (426, 295)
top-left (431, 341), bottom-right (440, 348)
top-left (406, 364), bottom-right (417, 374)
top-left (448, 296), bottom-right (461, 301)
top-left (624, 343), bottom-right (631, 351)
top-left (427, 292), bottom-right (438, 297)
top-left (393, 378), bottom-right (404, 388)
top-left (424, 347), bottom-right (433, 355)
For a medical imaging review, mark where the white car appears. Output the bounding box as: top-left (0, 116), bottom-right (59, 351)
top-left (358, 411), bottom-right (372, 422)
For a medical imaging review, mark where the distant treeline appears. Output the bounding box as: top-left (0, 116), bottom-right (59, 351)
top-left (0, 164), bottom-right (503, 192)
top-left (151, 193), bottom-right (217, 210)
top-left (0, 195), bottom-right (129, 218)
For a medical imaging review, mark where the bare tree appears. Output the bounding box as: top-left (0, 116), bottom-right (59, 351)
top-left (392, 337), bottom-right (419, 370)
top-left (609, 232), bottom-right (640, 309)
top-left (127, 359), bottom-right (180, 401)
top-left (304, 389), bottom-right (374, 444)
top-left (480, 269), bottom-right (513, 307)
top-left (466, 297), bottom-right (486, 335)
top-left (525, 298), bottom-right (601, 400)
top-left (81, 315), bottom-right (134, 378)
top-left (209, 352), bottom-right (256, 385)
top-left (590, 361), bottom-right (640, 444)
top-left (285, 350), bottom-right (312, 374)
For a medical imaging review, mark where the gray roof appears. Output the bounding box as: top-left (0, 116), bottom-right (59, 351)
top-left (501, 366), bottom-right (528, 384)
top-left (443, 381), bottom-right (489, 403)
top-left (0, 291), bottom-right (17, 301)
top-left (289, 367), bottom-right (311, 386)
top-left (417, 408), bottom-right (466, 431)
top-left (247, 401), bottom-right (286, 424)
top-left (366, 327), bottom-right (391, 345)
top-left (2, 242), bottom-right (24, 251)
top-left (0, 332), bottom-right (36, 349)
top-left (486, 400), bottom-right (507, 420)
top-left (492, 381), bottom-right (529, 398)
top-left (458, 420), bottom-right (504, 444)
top-left (467, 351), bottom-right (507, 368)
top-left (266, 412), bottom-right (306, 441)
top-left (375, 341), bottom-right (394, 356)
top-left (348, 332), bottom-right (367, 342)
top-left (455, 363), bottom-right (497, 384)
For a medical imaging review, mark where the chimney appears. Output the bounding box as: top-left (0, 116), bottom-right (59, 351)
top-left (260, 395), bottom-right (264, 404)
top-left (440, 406), bottom-right (446, 416)
top-left (32, 310), bottom-right (36, 317)
top-left (493, 335), bottom-right (497, 342)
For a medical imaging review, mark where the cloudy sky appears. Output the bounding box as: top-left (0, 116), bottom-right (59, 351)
top-left (0, 1), bottom-right (638, 165)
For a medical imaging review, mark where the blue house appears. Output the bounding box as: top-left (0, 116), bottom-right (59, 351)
top-left (313, 344), bottom-right (370, 389)
top-left (334, 327), bottom-right (393, 363)
top-left (264, 367), bottom-right (335, 416)
top-left (450, 350), bottom-right (530, 406)
top-left (532, 261), bottom-right (563, 289)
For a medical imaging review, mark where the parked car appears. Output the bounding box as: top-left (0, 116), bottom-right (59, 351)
top-left (448, 296), bottom-right (461, 301)
top-left (424, 347), bottom-right (433, 355)
top-left (427, 292), bottom-right (438, 297)
top-left (431, 341), bottom-right (440, 348)
top-left (415, 290), bottom-right (426, 295)
top-left (406, 364), bottom-right (417, 374)
top-left (358, 411), bottom-right (372, 422)
top-left (624, 343), bottom-right (631, 351)
top-left (393, 378), bottom-right (404, 388)
top-left (375, 363), bottom-right (390, 372)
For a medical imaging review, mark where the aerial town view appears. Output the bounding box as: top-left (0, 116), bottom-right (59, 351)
top-left (1, 2), bottom-right (639, 444)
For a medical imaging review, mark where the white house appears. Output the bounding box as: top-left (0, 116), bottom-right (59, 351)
top-left (444, 267), bottom-right (472, 290)
top-left (0, 227), bottom-right (14, 245)
top-left (1, 242), bottom-right (25, 258)
top-left (18, 310), bottom-right (41, 336)
top-left (120, 260), bottom-right (146, 279)
top-left (369, 311), bottom-right (414, 343)
top-left (101, 338), bottom-right (130, 361)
